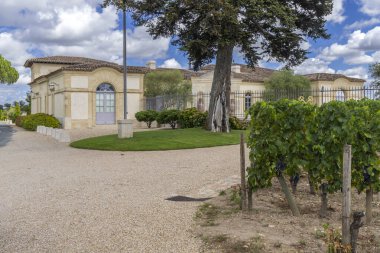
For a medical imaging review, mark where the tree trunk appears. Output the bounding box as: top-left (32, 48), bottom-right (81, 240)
top-left (308, 174), bottom-right (316, 195)
top-left (320, 183), bottom-right (328, 218)
top-left (206, 43), bottom-right (234, 132)
top-left (277, 173), bottom-right (300, 217)
top-left (366, 188), bottom-right (373, 225)
top-left (248, 186), bottom-right (253, 212)
top-left (289, 174), bottom-right (299, 194)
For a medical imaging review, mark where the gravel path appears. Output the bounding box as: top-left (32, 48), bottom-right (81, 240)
top-left (0, 126), bottom-right (241, 252)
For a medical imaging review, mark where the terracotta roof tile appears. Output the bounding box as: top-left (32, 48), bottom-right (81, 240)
top-left (302, 73), bottom-right (365, 82)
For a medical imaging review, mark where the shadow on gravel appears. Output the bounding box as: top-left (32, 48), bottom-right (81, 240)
top-left (0, 125), bottom-right (15, 148)
top-left (166, 196), bottom-right (212, 202)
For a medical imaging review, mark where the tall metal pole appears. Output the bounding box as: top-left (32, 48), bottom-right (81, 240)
top-left (123, 0), bottom-right (127, 119)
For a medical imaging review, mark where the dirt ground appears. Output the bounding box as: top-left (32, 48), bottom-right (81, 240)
top-left (193, 174), bottom-right (380, 253)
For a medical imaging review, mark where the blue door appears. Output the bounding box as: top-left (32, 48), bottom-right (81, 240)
top-left (96, 84), bottom-right (115, 125)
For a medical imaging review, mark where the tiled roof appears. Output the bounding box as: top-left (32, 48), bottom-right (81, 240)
top-left (198, 64), bottom-right (366, 83)
top-left (26, 56), bottom-right (198, 84)
top-left (302, 73), bottom-right (365, 82)
top-left (24, 56), bottom-right (111, 67)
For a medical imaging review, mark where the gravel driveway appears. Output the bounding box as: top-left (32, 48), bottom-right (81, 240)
top-left (0, 126), bottom-right (242, 252)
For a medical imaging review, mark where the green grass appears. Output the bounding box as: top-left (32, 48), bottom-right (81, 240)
top-left (70, 128), bottom-right (246, 151)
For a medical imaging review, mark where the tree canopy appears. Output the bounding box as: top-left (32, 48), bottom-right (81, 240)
top-left (143, 70), bottom-right (191, 97)
top-left (265, 70), bottom-right (311, 90)
top-left (0, 55), bottom-right (19, 84)
top-left (369, 63), bottom-right (380, 87)
top-left (102, 0), bottom-right (333, 132)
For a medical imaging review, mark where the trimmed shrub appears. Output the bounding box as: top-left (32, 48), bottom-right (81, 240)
top-left (178, 108), bottom-right (207, 128)
top-left (229, 116), bottom-right (249, 130)
top-left (15, 116), bottom-right (26, 127)
top-left (135, 110), bottom-right (158, 128)
top-left (22, 113), bottom-right (61, 131)
top-left (157, 109), bottom-right (180, 129)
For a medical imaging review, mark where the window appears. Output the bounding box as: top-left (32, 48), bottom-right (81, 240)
top-left (245, 92), bottom-right (252, 110)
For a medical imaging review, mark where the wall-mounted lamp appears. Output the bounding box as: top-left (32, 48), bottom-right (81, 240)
top-left (48, 82), bottom-right (58, 91)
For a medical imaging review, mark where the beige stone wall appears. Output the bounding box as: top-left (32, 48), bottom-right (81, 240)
top-left (31, 63), bottom-right (67, 81)
top-left (29, 65), bottom-right (144, 129)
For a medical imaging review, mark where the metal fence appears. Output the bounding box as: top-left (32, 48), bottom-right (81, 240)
top-left (143, 87), bottom-right (380, 118)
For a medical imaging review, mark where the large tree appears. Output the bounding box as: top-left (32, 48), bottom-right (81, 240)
top-left (103, 0), bottom-right (332, 132)
top-left (370, 63), bottom-right (380, 87)
top-left (0, 55), bottom-right (19, 84)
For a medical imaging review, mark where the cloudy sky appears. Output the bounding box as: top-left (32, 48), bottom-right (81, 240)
top-left (0, 0), bottom-right (379, 104)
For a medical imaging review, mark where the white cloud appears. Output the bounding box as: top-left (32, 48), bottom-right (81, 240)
top-left (159, 58), bottom-right (182, 69)
top-left (293, 58), bottom-right (335, 75)
top-left (0, 0), bottom-right (172, 87)
top-left (317, 27), bottom-right (380, 65)
top-left (345, 18), bottom-right (380, 30)
top-left (326, 0), bottom-right (346, 23)
top-left (358, 0), bottom-right (380, 16)
top-left (337, 66), bottom-right (368, 79)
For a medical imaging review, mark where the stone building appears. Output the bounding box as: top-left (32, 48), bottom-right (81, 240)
top-left (25, 56), bottom-right (366, 129)
top-left (191, 64), bottom-right (366, 115)
top-left (25, 56), bottom-right (192, 129)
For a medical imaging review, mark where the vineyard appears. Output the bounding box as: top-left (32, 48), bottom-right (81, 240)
top-left (195, 98), bottom-right (380, 253)
top-left (245, 98), bottom-right (380, 251)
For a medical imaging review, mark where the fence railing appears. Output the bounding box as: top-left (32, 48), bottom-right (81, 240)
top-left (143, 87), bottom-right (380, 118)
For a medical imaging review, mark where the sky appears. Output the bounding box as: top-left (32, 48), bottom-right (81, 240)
top-left (1, 0), bottom-right (380, 104)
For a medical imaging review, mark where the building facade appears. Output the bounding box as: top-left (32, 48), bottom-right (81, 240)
top-left (26, 56), bottom-right (366, 129)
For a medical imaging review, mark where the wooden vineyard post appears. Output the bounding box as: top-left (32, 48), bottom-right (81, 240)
top-left (240, 133), bottom-right (247, 212)
top-left (342, 144), bottom-right (352, 245)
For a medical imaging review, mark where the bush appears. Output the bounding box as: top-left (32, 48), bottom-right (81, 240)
top-left (21, 113), bottom-right (61, 131)
top-left (178, 108), bottom-right (207, 128)
top-left (229, 116), bottom-right (249, 130)
top-left (15, 116), bottom-right (26, 127)
top-left (157, 109), bottom-right (180, 129)
top-left (135, 110), bottom-right (158, 128)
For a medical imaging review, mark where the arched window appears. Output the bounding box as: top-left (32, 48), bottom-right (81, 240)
top-left (96, 83), bottom-right (115, 92)
top-left (245, 92), bottom-right (252, 110)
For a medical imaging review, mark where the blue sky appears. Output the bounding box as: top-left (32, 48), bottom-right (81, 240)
top-left (1, 0), bottom-right (380, 104)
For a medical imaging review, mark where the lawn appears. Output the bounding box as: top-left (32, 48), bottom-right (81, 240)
top-left (70, 128), bottom-right (246, 151)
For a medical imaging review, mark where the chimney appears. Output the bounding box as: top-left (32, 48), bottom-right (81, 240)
top-left (231, 65), bottom-right (241, 73)
top-left (146, 60), bottom-right (156, 70)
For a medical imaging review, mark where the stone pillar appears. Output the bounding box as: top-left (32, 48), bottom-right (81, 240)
top-left (118, 119), bottom-right (133, 139)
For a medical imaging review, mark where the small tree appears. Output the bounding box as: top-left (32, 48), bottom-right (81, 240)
top-left (157, 110), bottom-right (180, 129)
top-left (144, 70), bottom-right (191, 98)
top-left (7, 102), bottom-right (21, 123)
top-left (0, 55), bottom-right (19, 84)
top-left (369, 63), bottom-right (380, 87)
top-left (135, 110), bottom-right (158, 128)
top-left (264, 70), bottom-right (312, 101)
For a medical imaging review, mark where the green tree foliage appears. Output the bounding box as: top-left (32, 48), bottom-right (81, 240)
top-left (143, 70), bottom-right (191, 98)
top-left (7, 102), bottom-right (21, 123)
top-left (369, 63), bottom-right (380, 87)
top-left (178, 108), bottom-right (207, 128)
top-left (0, 55), bottom-right (19, 84)
top-left (157, 109), bottom-right (180, 129)
top-left (120, 0), bottom-right (332, 132)
top-left (263, 70), bottom-right (312, 100)
top-left (21, 113), bottom-right (61, 131)
top-left (135, 110), bottom-right (158, 128)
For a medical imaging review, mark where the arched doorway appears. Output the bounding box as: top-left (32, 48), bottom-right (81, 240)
top-left (96, 83), bottom-right (115, 125)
